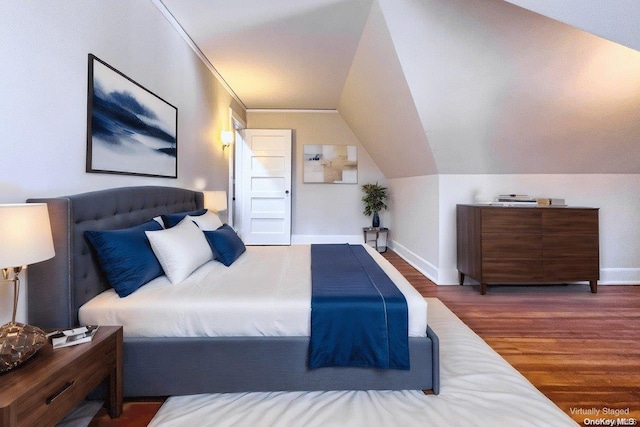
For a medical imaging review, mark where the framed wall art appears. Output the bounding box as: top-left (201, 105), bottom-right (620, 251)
top-left (86, 54), bottom-right (178, 178)
top-left (303, 144), bottom-right (358, 184)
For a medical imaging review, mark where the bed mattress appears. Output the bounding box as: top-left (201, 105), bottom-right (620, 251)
top-left (79, 244), bottom-right (427, 338)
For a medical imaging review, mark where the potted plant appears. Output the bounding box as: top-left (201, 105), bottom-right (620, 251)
top-left (361, 183), bottom-right (388, 228)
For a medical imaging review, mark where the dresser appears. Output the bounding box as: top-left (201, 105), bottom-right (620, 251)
top-left (456, 205), bottom-right (599, 294)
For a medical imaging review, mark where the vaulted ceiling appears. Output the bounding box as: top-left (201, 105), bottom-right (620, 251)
top-left (157, 0), bottom-right (640, 177)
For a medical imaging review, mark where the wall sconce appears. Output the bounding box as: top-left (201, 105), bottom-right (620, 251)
top-left (203, 190), bottom-right (228, 214)
top-left (0, 203), bottom-right (55, 372)
top-left (221, 130), bottom-right (233, 150)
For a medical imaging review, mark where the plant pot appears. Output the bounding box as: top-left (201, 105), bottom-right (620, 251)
top-left (372, 211), bottom-right (380, 228)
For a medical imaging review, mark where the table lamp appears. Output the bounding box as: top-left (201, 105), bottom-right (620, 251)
top-left (203, 190), bottom-right (227, 213)
top-left (0, 203), bottom-right (55, 372)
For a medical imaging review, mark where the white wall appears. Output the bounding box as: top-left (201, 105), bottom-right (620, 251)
top-left (387, 175), bottom-right (440, 280)
top-left (0, 1), bottom-right (237, 323)
top-left (389, 173), bottom-right (640, 286)
top-left (246, 111), bottom-right (387, 243)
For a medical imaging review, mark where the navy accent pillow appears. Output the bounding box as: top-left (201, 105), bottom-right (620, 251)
top-left (162, 208), bottom-right (207, 228)
top-left (85, 220), bottom-right (164, 297)
top-left (203, 224), bottom-right (246, 267)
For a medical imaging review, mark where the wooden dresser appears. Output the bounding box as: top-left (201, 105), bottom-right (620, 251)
top-left (456, 205), bottom-right (599, 294)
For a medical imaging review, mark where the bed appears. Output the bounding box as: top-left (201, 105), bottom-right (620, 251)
top-left (26, 186), bottom-right (439, 397)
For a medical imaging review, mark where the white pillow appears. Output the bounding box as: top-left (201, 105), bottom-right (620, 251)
top-left (152, 216), bottom-right (165, 228)
top-left (145, 218), bottom-right (213, 283)
top-left (188, 211), bottom-right (223, 231)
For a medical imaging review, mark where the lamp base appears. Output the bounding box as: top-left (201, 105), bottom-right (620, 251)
top-left (0, 322), bottom-right (47, 373)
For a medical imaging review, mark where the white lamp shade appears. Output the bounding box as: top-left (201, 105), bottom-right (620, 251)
top-left (221, 131), bottom-right (234, 146)
top-left (0, 203), bottom-right (55, 269)
top-left (203, 191), bottom-right (227, 213)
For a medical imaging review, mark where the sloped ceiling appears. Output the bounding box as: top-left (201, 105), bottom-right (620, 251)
top-left (338, 0), bottom-right (438, 177)
top-left (373, 0), bottom-right (640, 175)
top-left (159, 0), bottom-right (372, 109)
top-left (505, 0), bottom-right (640, 52)
top-left (158, 0), bottom-right (640, 177)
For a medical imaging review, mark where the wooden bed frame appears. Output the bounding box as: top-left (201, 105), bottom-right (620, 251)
top-left (27, 186), bottom-right (439, 396)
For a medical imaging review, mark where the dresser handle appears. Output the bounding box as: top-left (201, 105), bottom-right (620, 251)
top-left (46, 380), bottom-right (75, 405)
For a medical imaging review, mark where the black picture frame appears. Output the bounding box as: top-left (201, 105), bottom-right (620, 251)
top-left (86, 54), bottom-right (178, 178)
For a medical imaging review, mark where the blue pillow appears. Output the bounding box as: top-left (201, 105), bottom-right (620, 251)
top-left (85, 220), bottom-right (164, 297)
top-left (162, 208), bottom-right (207, 228)
top-left (203, 224), bottom-right (246, 266)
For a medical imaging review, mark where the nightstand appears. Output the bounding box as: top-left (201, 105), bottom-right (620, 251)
top-left (363, 227), bottom-right (389, 253)
top-left (0, 326), bottom-right (123, 427)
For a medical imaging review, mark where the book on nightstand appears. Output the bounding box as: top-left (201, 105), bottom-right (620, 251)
top-left (48, 325), bottom-right (99, 349)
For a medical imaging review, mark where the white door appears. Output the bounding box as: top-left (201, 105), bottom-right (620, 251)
top-left (239, 129), bottom-right (292, 245)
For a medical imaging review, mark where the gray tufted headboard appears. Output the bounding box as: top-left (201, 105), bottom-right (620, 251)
top-left (27, 186), bottom-right (203, 329)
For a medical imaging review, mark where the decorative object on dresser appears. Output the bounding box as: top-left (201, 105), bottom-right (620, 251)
top-left (361, 183), bottom-right (388, 228)
top-left (0, 326), bottom-right (123, 427)
top-left (0, 203), bottom-right (55, 373)
top-left (456, 204), bottom-right (599, 295)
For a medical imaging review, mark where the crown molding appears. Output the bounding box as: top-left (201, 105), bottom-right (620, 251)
top-left (152, 0), bottom-right (246, 110)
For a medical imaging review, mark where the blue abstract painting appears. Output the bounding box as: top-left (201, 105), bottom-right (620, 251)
top-left (87, 55), bottom-right (178, 178)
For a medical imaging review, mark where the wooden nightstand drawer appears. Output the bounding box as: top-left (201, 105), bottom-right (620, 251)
top-left (0, 326), bottom-right (122, 427)
top-left (17, 341), bottom-right (116, 426)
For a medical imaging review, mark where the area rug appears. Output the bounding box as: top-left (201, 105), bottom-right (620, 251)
top-left (148, 298), bottom-right (577, 426)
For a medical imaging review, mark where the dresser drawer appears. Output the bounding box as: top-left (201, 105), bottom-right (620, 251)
top-left (544, 257), bottom-right (600, 281)
top-left (482, 233), bottom-right (542, 259)
top-left (543, 209), bottom-right (599, 235)
top-left (481, 208), bottom-right (540, 233)
top-left (543, 234), bottom-right (599, 258)
top-left (482, 259), bottom-right (544, 282)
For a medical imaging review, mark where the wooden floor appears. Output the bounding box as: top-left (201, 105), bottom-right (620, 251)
top-left (91, 250), bottom-right (640, 426)
top-left (382, 250), bottom-right (640, 426)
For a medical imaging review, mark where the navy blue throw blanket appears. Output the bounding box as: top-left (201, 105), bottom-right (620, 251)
top-left (309, 244), bottom-right (410, 370)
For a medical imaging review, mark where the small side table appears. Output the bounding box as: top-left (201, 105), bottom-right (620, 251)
top-left (0, 325), bottom-right (123, 427)
top-left (363, 227), bottom-right (389, 253)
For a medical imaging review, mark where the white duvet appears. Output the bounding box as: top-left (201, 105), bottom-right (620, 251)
top-left (79, 244), bottom-right (427, 338)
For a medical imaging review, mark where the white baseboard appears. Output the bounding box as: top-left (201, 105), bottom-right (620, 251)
top-left (291, 234), bottom-right (363, 245)
top-left (387, 240), bottom-right (441, 284)
top-left (600, 268), bottom-right (640, 285)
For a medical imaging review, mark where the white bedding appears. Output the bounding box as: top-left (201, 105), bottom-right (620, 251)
top-left (79, 244), bottom-right (427, 338)
top-left (149, 298), bottom-right (578, 427)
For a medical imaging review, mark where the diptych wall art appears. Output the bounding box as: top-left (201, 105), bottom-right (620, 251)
top-left (86, 54), bottom-right (178, 178)
top-left (303, 144), bottom-right (358, 184)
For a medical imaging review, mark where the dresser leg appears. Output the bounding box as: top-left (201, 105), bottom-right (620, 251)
top-left (590, 281), bottom-right (597, 293)
top-left (458, 271), bottom-right (465, 286)
top-left (480, 283), bottom-right (487, 295)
